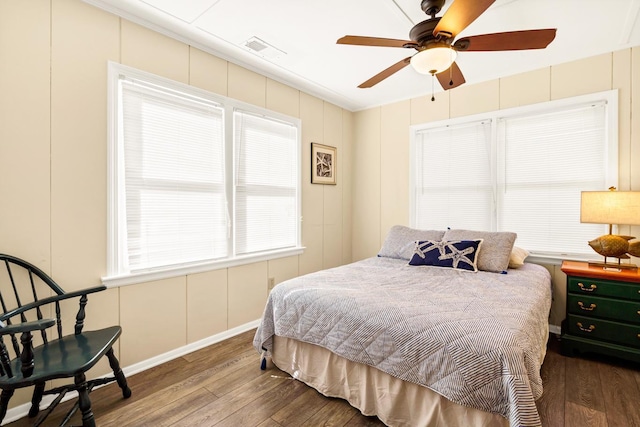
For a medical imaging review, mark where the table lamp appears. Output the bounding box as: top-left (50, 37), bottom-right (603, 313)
top-left (580, 187), bottom-right (640, 270)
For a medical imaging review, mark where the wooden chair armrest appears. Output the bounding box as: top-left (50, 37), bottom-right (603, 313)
top-left (0, 286), bottom-right (106, 323)
top-left (38, 285), bottom-right (107, 305)
top-left (0, 318), bottom-right (56, 336)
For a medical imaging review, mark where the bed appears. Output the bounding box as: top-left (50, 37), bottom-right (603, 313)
top-left (254, 226), bottom-right (552, 427)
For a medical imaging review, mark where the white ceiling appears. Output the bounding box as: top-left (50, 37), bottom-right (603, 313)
top-left (84, 0), bottom-right (640, 111)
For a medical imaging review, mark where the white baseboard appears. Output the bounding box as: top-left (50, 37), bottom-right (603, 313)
top-left (549, 324), bottom-right (561, 336)
top-left (1, 319), bottom-right (261, 425)
top-left (122, 319), bottom-right (261, 378)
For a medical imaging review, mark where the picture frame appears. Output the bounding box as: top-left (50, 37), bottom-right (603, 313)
top-left (311, 143), bottom-right (337, 185)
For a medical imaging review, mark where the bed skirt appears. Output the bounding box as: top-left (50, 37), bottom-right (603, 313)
top-left (272, 335), bottom-right (509, 427)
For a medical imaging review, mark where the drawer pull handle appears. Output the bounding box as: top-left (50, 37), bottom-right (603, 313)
top-left (578, 283), bottom-right (597, 292)
top-left (578, 302), bottom-right (596, 311)
top-left (577, 322), bottom-right (595, 333)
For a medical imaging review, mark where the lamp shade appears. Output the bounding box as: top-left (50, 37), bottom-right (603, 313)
top-left (581, 190), bottom-right (640, 225)
top-left (410, 47), bottom-right (457, 75)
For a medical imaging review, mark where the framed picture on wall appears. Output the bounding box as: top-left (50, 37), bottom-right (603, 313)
top-left (311, 143), bottom-right (337, 185)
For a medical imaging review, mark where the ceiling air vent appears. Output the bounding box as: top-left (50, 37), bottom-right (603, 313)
top-left (243, 36), bottom-right (286, 60)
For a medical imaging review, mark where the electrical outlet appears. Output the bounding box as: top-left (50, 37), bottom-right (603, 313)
top-left (267, 277), bottom-right (275, 291)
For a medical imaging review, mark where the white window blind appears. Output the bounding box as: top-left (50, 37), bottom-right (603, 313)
top-left (234, 111), bottom-right (299, 255)
top-left (119, 78), bottom-right (227, 272)
top-left (410, 91), bottom-right (617, 259)
top-left (412, 120), bottom-right (493, 231)
top-left (107, 63), bottom-right (302, 283)
top-left (497, 102), bottom-right (608, 256)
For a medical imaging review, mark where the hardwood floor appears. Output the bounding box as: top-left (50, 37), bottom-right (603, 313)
top-left (5, 331), bottom-right (640, 426)
top-left (537, 336), bottom-right (640, 427)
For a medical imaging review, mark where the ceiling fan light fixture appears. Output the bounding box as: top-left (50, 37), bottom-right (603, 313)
top-left (410, 47), bottom-right (457, 75)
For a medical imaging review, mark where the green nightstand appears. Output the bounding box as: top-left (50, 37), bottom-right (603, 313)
top-left (561, 260), bottom-right (640, 363)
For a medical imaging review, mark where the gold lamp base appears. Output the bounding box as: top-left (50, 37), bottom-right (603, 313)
top-left (587, 231), bottom-right (640, 271)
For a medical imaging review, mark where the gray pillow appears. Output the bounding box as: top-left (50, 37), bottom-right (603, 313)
top-left (442, 229), bottom-right (517, 273)
top-left (379, 225), bottom-right (445, 260)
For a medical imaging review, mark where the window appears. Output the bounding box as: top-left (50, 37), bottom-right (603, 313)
top-left (107, 63), bottom-right (301, 285)
top-left (412, 120), bottom-right (493, 231)
top-left (410, 90), bottom-right (618, 260)
top-left (234, 111), bottom-right (299, 255)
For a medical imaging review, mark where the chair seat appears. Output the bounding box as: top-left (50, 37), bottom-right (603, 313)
top-left (1, 326), bottom-right (122, 389)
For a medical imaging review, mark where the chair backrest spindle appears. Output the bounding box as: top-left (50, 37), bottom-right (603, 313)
top-left (0, 262), bottom-right (9, 315)
top-left (55, 301), bottom-right (62, 339)
top-left (0, 341), bottom-right (12, 378)
top-left (4, 263), bottom-right (27, 323)
top-left (27, 270), bottom-right (48, 344)
top-left (1, 261), bottom-right (22, 358)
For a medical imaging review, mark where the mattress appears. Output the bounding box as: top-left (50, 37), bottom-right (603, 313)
top-left (254, 257), bottom-right (552, 426)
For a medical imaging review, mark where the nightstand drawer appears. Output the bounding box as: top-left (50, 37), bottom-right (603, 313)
top-left (567, 294), bottom-right (640, 324)
top-left (567, 314), bottom-right (640, 348)
top-left (568, 276), bottom-right (640, 301)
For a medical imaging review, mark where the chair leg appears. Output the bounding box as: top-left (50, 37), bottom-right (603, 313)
top-left (106, 347), bottom-right (132, 398)
top-left (0, 389), bottom-right (14, 424)
top-left (29, 382), bottom-right (45, 417)
top-left (75, 373), bottom-right (96, 427)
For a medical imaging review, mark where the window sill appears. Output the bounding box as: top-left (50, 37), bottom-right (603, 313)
top-left (526, 252), bottom-right (609, 266)
top-left (102, 246), bottom-right (305, 288)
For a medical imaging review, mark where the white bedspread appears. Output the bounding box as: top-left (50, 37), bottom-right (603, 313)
top-left (254, 257), bottom-right (552, 426)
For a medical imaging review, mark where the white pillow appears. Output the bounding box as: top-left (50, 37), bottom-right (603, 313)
top-left (509, 246), bottom-right (530, 269)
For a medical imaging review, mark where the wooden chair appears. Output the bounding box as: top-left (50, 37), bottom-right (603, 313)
top-left (0, 254), bottom-right (131, 426)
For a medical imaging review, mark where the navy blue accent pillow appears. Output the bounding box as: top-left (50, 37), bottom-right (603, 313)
top-left (408, 239), bottom-right (483, 272)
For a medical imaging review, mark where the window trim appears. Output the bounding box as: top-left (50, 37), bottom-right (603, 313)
top-left (105, 62), bottom-right (303, 287)
top-left (409, 89), bottom-right (618, 263)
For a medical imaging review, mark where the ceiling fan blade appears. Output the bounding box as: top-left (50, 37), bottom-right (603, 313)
top-left (433, 0), bottom-right (495, 39)
top-left (358, 57), bottom-right (412, 88)
top-left (454, 29), bottom-right (557, 51)
top-left (436, 61), bottom-right (465, 90)
top-left (337, 35), bottom-right (413, 48)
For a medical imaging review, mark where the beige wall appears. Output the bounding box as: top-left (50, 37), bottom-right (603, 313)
top-left (2, 0), bottom-right (638, 414)
top-left (352, 48), bottom-right (640, 329)
top-left (0, 0), bottom-right (353, 410)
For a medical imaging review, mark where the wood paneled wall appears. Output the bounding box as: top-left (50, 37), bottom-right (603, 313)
top-left (0, 0), bottom-right (353, 411)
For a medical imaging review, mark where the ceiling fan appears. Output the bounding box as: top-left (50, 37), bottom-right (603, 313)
top-left (337, 0), bottom-right (556, 94)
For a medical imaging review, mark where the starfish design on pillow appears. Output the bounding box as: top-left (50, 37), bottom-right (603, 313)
top-left (415, 240), bottom-right (448, 259)
top-left (438, 244), bottom-right (476, 269)
top-left (409, 239), bottom-right (482, 271)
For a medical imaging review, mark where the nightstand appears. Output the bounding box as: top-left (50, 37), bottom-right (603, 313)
top-left (560, 261), bottom-right (640, 363)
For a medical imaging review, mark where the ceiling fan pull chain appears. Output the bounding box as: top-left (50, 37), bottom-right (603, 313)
top-left (449, 57), bottom-right (454, 86)
top-left (431, 73), bottom-right (435, 101)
